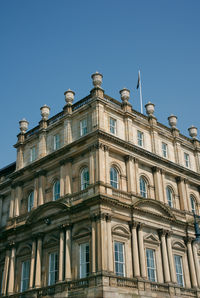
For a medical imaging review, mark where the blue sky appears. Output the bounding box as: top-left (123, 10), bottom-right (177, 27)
top-left (0, 0), bottom-right (200, 169)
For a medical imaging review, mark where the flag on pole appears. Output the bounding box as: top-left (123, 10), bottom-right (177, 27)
top-left (136, 71), bottom-right (140, 89)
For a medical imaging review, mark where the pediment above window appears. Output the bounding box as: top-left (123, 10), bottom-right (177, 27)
top-left (144, 233), bottom-right (160, 245)
top-left (26, 201), bottom-right (69, 224)
top-left (133, 199), bottom-right (176, 221)
top-left (112, 224), bottom-right (130, 238)
top-left (172, 240), bottom-right (186, 251)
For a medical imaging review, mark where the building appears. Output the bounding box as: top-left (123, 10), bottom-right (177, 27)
top-left (0, 72), bottom-right (200, 298)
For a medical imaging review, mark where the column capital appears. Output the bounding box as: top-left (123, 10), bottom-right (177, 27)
top-left (63, 223), bottom-right (72, 230)
top-left (59, 160), bottom-right (66, 166)
top-left (11, 181), bottom-right (23, 188)
top-left (166, 231), bottom-right (173, 237)
top-left (129, 221), bottom-right (139, 229)
top-left (35, 169), bottom-right (46, 177)
top-left (90, 213), bottom-right (97, 222)
top-left (124, 155), bottom-right (134, 162)
top-left (96, 212), bottom-right (107, 221)
top-left (138, 222), bottom-right (145, 230)
top-left (33, 232), bottom-right (44, 239)
top-left (176, 176), bottom-right (183, 183)
top-left (184, 236), bottom-right (194, 245)
top-left (158, 229), bottom-right (168, 237)
top-left (106, 214), bottom-right (112, 222)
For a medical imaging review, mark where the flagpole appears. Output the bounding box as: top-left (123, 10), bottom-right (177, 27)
top-left (139, 70), bottom-right (143, 114)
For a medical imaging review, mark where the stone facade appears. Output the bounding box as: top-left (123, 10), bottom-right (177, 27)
top-left (0, 73), bottom-right (200, 298)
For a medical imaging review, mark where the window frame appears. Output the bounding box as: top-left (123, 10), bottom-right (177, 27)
top-left (114, 241), bottom-right (125, 277)
top-left (48, 251), bottom-right (59, 286)
top-left (81, 167), bottom-right (89, 190)
top-left (79, 242), bottom-right (90, 279)
top-left (174, 254), bottom-right (184, 287)
top-left (146, 248), bottom-right (157, 282)
top-left (53, 134), bottom-right (60, 151)
top-left (190, 195), bottom-right (196, 213)
top-left (162, 142), bottom-right (168, 158)
top-left (27, 191), bottom-right (34, 212)
top-left (53, 180), bottom-right (60, 201)
top-left (110, 167), bottom-right (119, 189)
top-left (139, 176), bottom-right (147, 198)
top-left (184, 152), bottom-right (190, 168)
top-left (137, 130), bottom-right (144, 147)
top-left (30, 146), bottom-right (36, 162)
top-left (166, 186), bottom-right (173, 208)
top-left (110, 117), bottom-right (117, 135)
top-left (80, 118), bottom-right (88, 137)
top-left (20, 259), bottom-right (30, 292)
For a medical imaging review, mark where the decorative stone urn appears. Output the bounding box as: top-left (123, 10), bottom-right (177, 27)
top-left (40, 105), bottom-right (50, 120)
top-left (91, 72), bottom-right (103, 88)
top-left (188, 126), bottom-right (198, 139)
top-left (145, 102), bottom-right (155, 116)
top-left (119, 88), bottom-right (130, 103)
top-left (64, 89), bottom-right (75, 105)
top-left (19, 118), bottom-right (29, 134)
top-left (168, 114), bottom-right (177, 128)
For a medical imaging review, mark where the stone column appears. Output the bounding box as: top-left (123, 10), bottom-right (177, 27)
top-left (138, 224), bottom-right (146, 278)
top-left (16, 146), bottom-right (24, 170)
top-left (60, 161), bottom-right (65, 197)
top-left (8, 244), bottom-right (16, 295)
top-left (38, 171), bottom-right (46, 206)
top-left (1, 249), bottom-right (10, 296)
top-left (159, 230), bottom-right (170, 283)
top-left (64, 118), bottom-right (72, 145)
top-left (192, 242), bottom-right (200, 287)
top-left (131, 222), bottom-right (140, 277)
top-left (89, 149), bottom-right (95, 185)
top-left (91, 215), bottom-right (96, 273)
top-left (96, 143), bottom-right (105, 184)
top-left (59, 228), bottom-right (65, 282)
top-left (152, 167), bottom-right (164, 202)
top-left (104, 147), bottom-right (110, 185)
top-left (166, 232), bottom-right (176, 283)
top-left (125, 156), bottom-right (135, 193)
top-left (176, 177), bottom-right (188, 211)
top-left (14, 183), bottom-right (22, 217)
top-left (133, 158), bottom-right (140, 195)
top-left (96, 213), bottom-right (107, 272)
top-left (65, 159), bottom-right (72, 195)
top-left (29, 238), bottom-right (36, 288)
top-left (186, 238), bottom-right (197, 287)
top-left (65, 225), bottom-right (71, 280)
top-left (9, 187), bottom-right (15, 218)
top-left (35, 235), bottom-right (43, 288)
top-left (38, 131), bottom-right (47, 158)
top-left (107, 215), bottom-right (113, 272)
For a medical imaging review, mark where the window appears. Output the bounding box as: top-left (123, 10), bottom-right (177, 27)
top-left (80, 243), bottom-right (89, 278)
top-left (53, 180), bottom-right (60, 201)
top-left (28, 191), bottom-right (34, 212)
top-left (21, 260), bottom-right (30, 292)
top-left (137, 131), bottom-right (144, 147)
top-left (140, 177), bottom-right (147, 198)
top-left (114, 241), bottom-right (125, 276)
top-left (184, 153), bottom-right (190, 168)
top-left (81, 167), bottom-right (89, 190)
top-left (48, 252), bottom-right (58, 286)
top-left (162, 142), bottom-right (168, 158)
top-left (30, 146), bottom-right (36, 162)
top-left (190, 195), bottom-right (196, 213)
top-left (146, 249), bottom-right (156, 282)
top-left (110, 167), bottom-right (118, 189)
top-left (166, 187), bottom-right (173, 208)
top-left (110, 118), bottom-right (116, 134)
top-left (53, 134), bottom-right (60, 150)
top-left (174, 255), bottom-right (184, 286)
top-left (80, 119), bottom-right (87, 136)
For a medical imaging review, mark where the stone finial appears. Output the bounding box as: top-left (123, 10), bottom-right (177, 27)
top-left (188, 125), bottom-right (198, 139)
top-left (64, 89), bottom-right (75, 105)
top-left (91, 72), bottom-right (103, 87)
top-left (119, 88), bottom-right (130, 103)
top-left (19, 118), bottom-right (29, 134)
top-left (168, 114), bottom-right (177, 128)
top-left (40, 104), bottom-right (50, 121)
top-left (145, 101), bottom-right (155, 116)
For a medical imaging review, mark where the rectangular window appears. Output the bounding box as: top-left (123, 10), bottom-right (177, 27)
top-left (80, 243), bottom-right (89, 278)
top-left (110, 118), bottom-right (116, 135)
top-left (80, 119), bottom-right (88, 136)
top-left (53, 134), bottom-right (60, 150)
top-left (114, 241), bottom-right (125, 276)
top-left (162, 142), bottom-right (168, 158)
top-left (21, 260), bottom-right (30, 292)
top-left (184, 153), bottom-right (190, 168)
top-left (137, 131), bottom-right (144, 147)
top-left (174, 255), bottom-right (184, 286)
top-left (30, 146), bottom-right (36, 162)
top-left (48, 252), bottom-right (58, 286)
top-left (146, 249), bottom-right (156, 282)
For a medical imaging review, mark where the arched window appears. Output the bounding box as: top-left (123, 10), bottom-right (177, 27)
top-left (28, 191), bottom-right (34, 212)
top-left (190, 195), bottom-right (196, 213)
top-left (110, 167), bottom-right (118, 189)
top-left (140, 177), bottom-right (147, 198)
top-left (166, 187), bottom-right (173, 207)
top-left (81, 167), bottom-right (89, 190)
top-left (53, 180), bottom-right (60, 201)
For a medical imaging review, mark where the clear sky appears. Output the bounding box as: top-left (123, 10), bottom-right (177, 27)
top-left (0, 0), bottom-right (200, 169)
